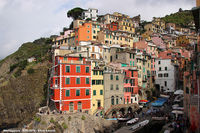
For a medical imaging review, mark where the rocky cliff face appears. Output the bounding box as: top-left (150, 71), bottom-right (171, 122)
top-left (26, 113), bottom-right (118, 133)
top-left (0, 38), bottom-right (52, 130)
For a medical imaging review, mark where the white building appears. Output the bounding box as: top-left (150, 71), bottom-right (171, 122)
top-left (82, 8), bottom-right (98, 21)
top-left (155, 59), bottom-right (178, 92)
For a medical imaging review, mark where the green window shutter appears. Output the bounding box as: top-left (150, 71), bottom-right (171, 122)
top-left (66, 90), bottom-right (70, 96)
top-left (110, 75), bottom-right (113, 80)
top-left (116, 75), bottom-right (119, 80)
top-left (86, 78), bottom-right (90, 84)
top-left (76, 66), bottom-right (80, 73)
top-left (130, 61), bottom-right (132, 66)
top-left (66, 66), bottom-right (70, 72)
top-left (93, 90), bottom-right (96, 96)
top-left (132, 61), bottom-right (134, 66)
top-left (100, 90), bottom-right (103, 95)
top-left (76, 78), bottom-right (80, 84)
top-left (86, 67), bottom-right (89, 73)
top-left (76, 90), bottom-right (80, 96)
top-left (86, 89), bottom-right (90, 96)
top-left (65, 78), bottom-right (70, 84)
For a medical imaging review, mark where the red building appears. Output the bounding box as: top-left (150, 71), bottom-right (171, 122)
top-left (106, 22), bottom-right (119, 31)
top-left (50, 56), bottom-right (91, 113)
top-left (122, 67), bottom-right (139, 104)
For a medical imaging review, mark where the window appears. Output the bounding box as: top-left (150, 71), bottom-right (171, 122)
top-left (65, 78), bottom-right (70, 84)
top-left (76, 66), bottom-right (81, 73)
top-left (165, 67), bottom-right (167, 70)
top-left (110, 84), bottom-right (113, 90)
top-left (164, 73), bottom-right (168, 77)
top-left (116, 96), bottom-right (119, 104)
top-left (92, 80), bottom-right (95, 85)
top-left (111, 96), bottom-right (114, 105)
top-left (116, 54), bottom-right (118, 59)
top-left (93, 70), bottom-right (98, 75)
top-left (86, 67), bottom-right (89, 73)
top-left (116, 85), bottom-right (119, 90)
top-left (76, 78), bottom-right (80, 84)
top-left (158, 61), bottom-right (161, 64)
top-left (100, 90), bottom-right (103, 95)
top-left (86, 89), bottom-right (90, 96)
top-left (76, 90), bottom-right (80, 96)
top-left (159, 67), bottom-right (161, 71)
top-left (66, 66), bottom-right (70, 72)
top-left (110, 74), bottom-right (113, 80)
top-left (93, 90), bottom-right (96, 96)
top-left (99, 71), bottom-right (103, 75)
top-left (165, 81), bottom-right (167, 86)
top-left (66, 90), bottom-right (70, 97)
top-left (158, 74), bottom-right (163, 77)
top-left (86, 78), bottom-right (90, 84)
top-left (116, 75), bottom-right (119, 80)
top-left (87, 31), bottom-right (90, 33)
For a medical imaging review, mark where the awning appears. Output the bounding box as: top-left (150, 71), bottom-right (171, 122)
top-left (174, 90), bottom-right (183, 95)
top-left (171, 110), bottom-right (184, 114)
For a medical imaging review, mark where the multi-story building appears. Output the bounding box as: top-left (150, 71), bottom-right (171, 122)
top-left (106, 22), bottom-right (119, 31)
top-left (91, 61), bottom-right (104, 115)
top-left (144, 18), bottom-right (165, 34)
top-left (155, 51), bottom-right (179, 92)
top-left (97, 29), bottom-right (135, 47)
top-left (122, 67), bottom-right (139, 104)
top-left (103, 67), bottom-right (124, 112)
top-left (81, 8), bottom-right (98, 21)
top-left (52, 30), bottom-right (75, 47)
top-left (50, 56), bottom-right (92, 113)
top-left (74, 22), bottom-right (101, 45)
top-left (75, 23), bottom-right (92, 46)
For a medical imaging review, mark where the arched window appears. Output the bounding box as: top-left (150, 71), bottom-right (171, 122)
top-left (116, 96), bottom-right (119, 104)
top-left (111, 96), bottom-right (114, 105)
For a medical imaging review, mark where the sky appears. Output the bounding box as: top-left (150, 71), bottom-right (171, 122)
top-left (0, 0), bottom-right (195, 59)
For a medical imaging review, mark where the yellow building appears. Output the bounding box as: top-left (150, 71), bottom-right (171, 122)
top-left (176, 35), bottom-right (190, 46)
top-left (144, 18), bottom-right (165, 34)
top-left (91, 62), bottom-right (104, 115)
top-left (118, 18), bottom-right (135, 33)
top-left (92, 23), bottom-right (101, 42)
top-left (97, 29), bottom-right (134, 47)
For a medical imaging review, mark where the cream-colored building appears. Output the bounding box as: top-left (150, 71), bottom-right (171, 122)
top-left (97, 29), bottom-right (135, 47)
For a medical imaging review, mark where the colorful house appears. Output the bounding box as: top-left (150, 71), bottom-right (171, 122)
top-left (122, 67), bottom-right (139, 104)
top-left (91, 62), bottom-right (104, 115)
top-left (75, 23), bottom-right (92, 46)
top-left (50, 56), bottom-right (92, 113)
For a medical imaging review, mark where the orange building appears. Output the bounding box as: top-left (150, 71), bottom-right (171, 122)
top-left (75, 23), bottom-right (92, 46)
top-left (197, 0), bottom-right (200, 7)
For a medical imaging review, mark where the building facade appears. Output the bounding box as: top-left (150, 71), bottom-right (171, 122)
top-left (50, 56), bottom-right (92, 113)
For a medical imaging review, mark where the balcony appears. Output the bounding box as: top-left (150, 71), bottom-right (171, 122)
top-left (60, 60), bottom-right (83, 64)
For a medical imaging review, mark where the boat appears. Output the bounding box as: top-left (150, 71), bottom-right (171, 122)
top-left (106, 118), bottom-right (117, 121)
top-left (152, 117), bottom-right (167, 121)
top-left (130, 120), bottom-right (149, 131)
top-left (117, 117), bottom-right (131, 122)
top-left (126, 118), bottom-right (139, 125)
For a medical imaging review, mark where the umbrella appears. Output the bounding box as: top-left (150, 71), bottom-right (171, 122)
top-left (139, 100), bottom-right (148, 103)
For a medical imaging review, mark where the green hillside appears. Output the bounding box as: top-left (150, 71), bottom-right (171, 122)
top-left (162, 9), bottom-right (194, 28)
top-left (0, 37), bottom-right (52, 130)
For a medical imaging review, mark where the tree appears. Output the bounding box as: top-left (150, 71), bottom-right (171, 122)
top-left (179, 8), bottom-right (183, 12)
top-left (67, 7), bottom-right (84, 20)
